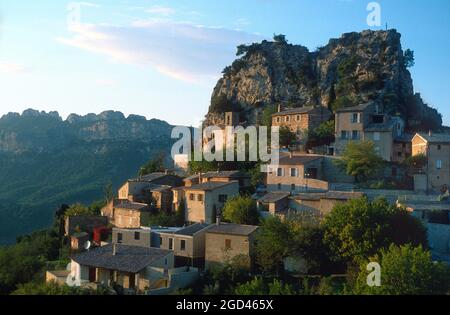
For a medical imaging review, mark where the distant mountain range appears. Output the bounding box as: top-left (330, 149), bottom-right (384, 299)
top-left (0, 109), bottom-right (175, 244)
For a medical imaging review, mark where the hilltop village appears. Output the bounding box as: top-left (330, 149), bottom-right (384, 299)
top-left (45, 99), bottom-right (450, 295)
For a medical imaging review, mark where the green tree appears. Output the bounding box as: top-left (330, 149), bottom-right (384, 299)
top-left (336, 140), bottom-right (383, 183)
top-left (12, 282), bottom-right (112, 295)
top-left (261, 105), bottom-right (278, 127)
top-left (273, 34), bottom-right (287, 44)
top-left (64, 203), bottom-right (97, 217)
top-left (139, 153), bottom-right (165, 176)
top-left (234, 277), bottom-right (295, 295)
top-left (255, 217), bottom-right (292, 274)
top-left (354, 244), bottom-right (450, 295)
top-left (323, 197), bottom-right (427, 264)
top-left (279, 126), bottom-right (297, 148)
top-left (308, 120), bottom-right (335, 147)
top-left (222, 196), bottom-right (259, 225)
top-left (403, 49), bottom-right (415, 68)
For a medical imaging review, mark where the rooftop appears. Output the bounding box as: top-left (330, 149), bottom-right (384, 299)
top-left (416, 132), bottom-right (450, 144)
top-left (129, 172), bottom-right (168, 183)
top-left (207, 223), bottom-right (259, 236)
top-left (203, 170), bottom-right (249, 179)
top-left (175, 223), bottom-right (211, 236)
top-left (258, 192), bottom-right (291, 203)
top-left (185, 181), bottom-right (237, 191)
top-left (292, 191), bottom-right (365, 201)
top-left (272, 106), bottom-right (316, 117)
top-left (72, 244), bottom-right (172, 274)
top-left (146, 183), bottom-right (173, 192)
top-left (114, 200), bottom-right (149, 211)
top-left (335, 103), bottom-right (374, 113)
top-left (277, 154), bottom-right (323, 166)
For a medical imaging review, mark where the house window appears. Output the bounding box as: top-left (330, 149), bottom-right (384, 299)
top-left (290, 168), bottom-right (297, 177)
top-left (286, 116), bottom-right (290, 122)
top-left (351, 113), bottom-right (360, 123)
top-left (277, 183), bottom-right (282, 190)
top-left (276, 117), bottom-right (280, 123)
top-left (159, 236), bottom-right (163, 246)
top-left (180, 240), bottom-right (186, 251)
top-left (189, 194), bottom-right (195, 201)
top-left (297, 115), bottom-right (301, 122)
top-left (219, 194), bottom-right (228, 203)
top-left (134, 232), bottom-right (140, 240)
top-left (169, 238), bottom-right (174, 250)
top-left (437, 160), bottom-right (442, 170)
top-left (117, 233), bottom-right (123, 243)
top-left (225, 239), bottom-right (232, 250)
top-left (277, 168), bottom-right (283, 177)
top-left (291, 184), bottom-right (296, 191)
top-left (198, 194), bottom-right (204, 202)
top-left (352, 130), bottom-right (359, 140)
top-left (392, 167), bottom-right (397, 177)
top-left (437, 145), bottom-right (442, 150)
top-left (341, 131), bottom-right (348, 140)
top-left (397, 152), bottom-right (402, 158)
top-left (373, 132), bottom-right (381, 141)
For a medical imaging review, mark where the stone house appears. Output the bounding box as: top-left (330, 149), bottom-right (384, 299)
top-left (411, 132), bottom-right (450, 193)
top-left (102, 200), bottom-right (150, 229)
top-left (205, 223), bottom-right (259, 270)
top-left (175, 181), bottom-right (239, 224)
top-left (201, 171), bottom-right (251, 190)
top-left (290, 191), bottom-right (365, 217)
top-left (266, 154), bottom-right (329, 193)
top-left (117, 172), bottom-right (183, 201)
top-left (112, 227), bottom-right (153, 248)
top-left (157, 223), bottom-right (213, 268)
top-left (68, 244), bottom-right (174, 292)
top-left (392, 134), bottom-right (413, 164)
top-left (257, 192), bottom-right (291, 216)
top-left (272, 106), bottom-right (332, 146)
top-left (64, 215), bottom-right (108, 236)
top-left (334, 102), bottom-right (406, 162)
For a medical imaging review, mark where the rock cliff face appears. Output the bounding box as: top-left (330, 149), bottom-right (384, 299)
top-left (206, 30), bottom-right (442, 131)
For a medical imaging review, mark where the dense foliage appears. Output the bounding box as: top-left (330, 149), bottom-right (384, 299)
top-left (336, 140), bottom-right (384, 182)
top-left (354, 244), bottom-right (450, 295)
top-left (323, 197), bottom-right (427, 264)
top-left (222, 196), bottom-right (259, 225)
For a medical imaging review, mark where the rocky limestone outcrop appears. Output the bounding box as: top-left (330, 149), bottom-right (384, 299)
top-left (0, 109), bottom-right (173, 153)
top-left (206, 29), bottom-right (443, 131)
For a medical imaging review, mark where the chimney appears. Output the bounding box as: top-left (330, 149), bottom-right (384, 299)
top-left (278, 104), bottom-right (282, 113)
top-left (429, 130), bottom-right (432, 137)
top-left (289, 151), bottom-right (293, 159)
top-left (216, 215), bottom-right (221, 226)
top-left (112, 243), bottom-right (117, 256)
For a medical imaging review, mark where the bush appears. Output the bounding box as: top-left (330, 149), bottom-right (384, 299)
top-left (222, 196), bottom-right (259, 225)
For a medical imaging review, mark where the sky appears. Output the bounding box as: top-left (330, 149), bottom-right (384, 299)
top-left (0, 0), bottom-right (449, 127)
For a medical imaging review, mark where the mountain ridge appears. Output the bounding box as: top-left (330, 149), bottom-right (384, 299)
top-left (0, 109), bottom-right (175, 244)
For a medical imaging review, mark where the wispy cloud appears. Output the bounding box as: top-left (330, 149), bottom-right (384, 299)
top-left (57, 21), bottom-right (264, 84)
top-left (0, 62), bottom-right (30, 74)
top-left (146, 5), bottom-right (175, 16)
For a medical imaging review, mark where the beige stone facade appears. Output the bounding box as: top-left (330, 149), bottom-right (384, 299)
top-left (334, 103), bottom-right (405, 162)
top-left (182, 181), bottom-right (239, 224)
top-left (267, 154), bottom-right (329, 193)
top-left (205, 223), bottom-right (259, 269)
top-left (272, 106), bottom-right (332, 144)
top-left (412, 133), bottom-right (450, 193)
